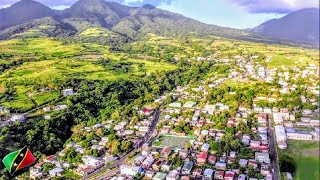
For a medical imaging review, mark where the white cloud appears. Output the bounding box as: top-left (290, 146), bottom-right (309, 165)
top-left (228, 0), bottom-right (319, 13)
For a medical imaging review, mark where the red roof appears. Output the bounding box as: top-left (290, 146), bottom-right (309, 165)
top-left (141, 108), bottom-right (152, 113)
top-left (216, 171), bottom-right (225, 176)
top-left (34, 162), bottom-right (45, 168)
top-left (45, 155), bottom-right (57, 161)
top-left (197, 152), bottom-right (208, 159)
top-left (224, 171), bottom-right (234, 178)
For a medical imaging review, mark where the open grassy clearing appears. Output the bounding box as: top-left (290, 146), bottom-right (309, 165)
top-left (208, 39), bottom-right (319, 68)
top-left (279, 140), bottom-right (320, 180)
top-left (153, 135), bottom-right (196, 149)
top-left (79, 27), bottom-right (113, 37)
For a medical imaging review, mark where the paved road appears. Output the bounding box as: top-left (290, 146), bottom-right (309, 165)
top-left (269, 117), bottom-right (280, 180)
top-left (84, 109), bottom-right (162, 180)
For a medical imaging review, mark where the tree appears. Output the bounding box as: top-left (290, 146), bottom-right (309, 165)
top-left (247, 165), bottom-right (256, 178)
top-left (279, 154), bottom-right (296, 173)
top-left (111, 140), bottom-right (120, 154)
top-left (120, 141), bottom-right (132, 152)
top-left (185, 142), bottom-right (191, 149)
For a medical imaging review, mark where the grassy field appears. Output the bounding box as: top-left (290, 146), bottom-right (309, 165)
top-left (0, 36), bottom-right (318, 112)
top-left (279, 140), bottom-right (320, 180)
top-left (0, 38), bottom-right (177, 111)
top-left (153, 135), bottom-right (196, 149)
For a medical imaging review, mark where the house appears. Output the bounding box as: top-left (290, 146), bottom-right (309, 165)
top-left (181, 161), bottom-right (193, 175)
top-left (238, 174), bottom-right (246, 180)
top-left (214, 171), bottom-right (225, 180)
top-left (250, 141), bottom-right (261, 149)
top-left (153, 172), bottom-right (167, 180)
top-left (254, 106), bottom-right (263, 113)
top-left (203, 169), bottom-right (214, 180)
top-left (43, 106), bottom-right (51, 112)
top-left (196, 152), bottom-right (208, 165)
top-left (120, 165), bottom-right (143, 176)
top-left (10, 114), bottom-right (25, 123)
top-left (62, 89), bottom-right (74, 96)
top-left (44, 155), bottom-right (58, 163)
top-left (76, 165), bottom-right (95, 177)
top-left (255, 152), bottom-right (270, 163)
top-left (227, 118), bottom-right (235, 127)
top-left (183, 101), bottom-right (197, 108)
top-left (239, 159), bottom-right (248, 167)
top-left (142, 156), bottom-right (155, 169)
top-left (208, 155), bottom-right (217, 165)
top-left (201, 143), bottom-right (210, 152)
top-left (192, 168), bottom-right (202, 177)
top-left (229, 151), bottom-right (236, 158)
top-left (82, 156), bottom-right (105, 169)
top-left (224, 171), bottom-right (235, 180)
top-left (215, 162), bottom-right (227, 170)
top-left (49, 168), bottom-right (64, 177)
top-left (133, 155), bottom-right (146, 166)
top-left (169, 102), bottom-right (182, 108)
top-left (161, 147), bottom-right (172, 158)
top-left (145, 171), bottom-right (155, 178)
top-left (140, 108), bottom-right (154, 116)
top-left (161, 160), bottom-right (172, 172)
top-left (179, 149), bottom-right (189, 159)
top-left (166, 170), bottom-right (179, 180)
top-left (54, 105), bottom-right (68, 111)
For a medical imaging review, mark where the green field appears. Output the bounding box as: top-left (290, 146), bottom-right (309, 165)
top-left (153, 135), bottom-right (196, 149)
top-left (279, 140), bottom-right (320, 180)
top-left (0, 36), bottom-right (318, 112)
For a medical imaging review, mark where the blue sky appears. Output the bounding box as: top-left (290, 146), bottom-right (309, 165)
top-left (0, 0), bottom-right (318, 28)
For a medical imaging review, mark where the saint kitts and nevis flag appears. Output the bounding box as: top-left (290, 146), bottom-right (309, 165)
top-left (2, 146), bottom-right (36, 174)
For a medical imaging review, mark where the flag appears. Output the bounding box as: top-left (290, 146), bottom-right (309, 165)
top-left (2, 146), bottom-right (36, 174)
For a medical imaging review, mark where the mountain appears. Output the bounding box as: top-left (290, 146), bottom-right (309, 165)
top-left (0, 0), bottom-right (54, 29)
top-left (0, 17), bottom-right (76, 39)
top-left (251, 8), bottom-right (319, 46)
top-left (0, 0), bottom-right (285, 45)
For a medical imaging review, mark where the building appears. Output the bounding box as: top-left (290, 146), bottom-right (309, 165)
top-left (10, 114), bottom-right (25, 123)
top-left (142, 156), bottom-right (155, 169)
top-left (286, 132), bottom-right (313, 140)
top-left (120, 165), bottom-right (143, 176)
top-left (215, 162), bottom-right (227, 170)
top-left (214, 171), bottom-right (225, 180)
top-left (76, 165), bottom-right (95, 177)
top-left (82, 156), bottom-right (105, 169)
top-left (224, 171), bottom-right (235, 180)
top-left (203, 169), bottom-right (214, 180)
top-left (273, 112), bottom-right (289, 125)
top-left (196, 152), bottom-right (208, 165)
top-left (181, 161), bottom-right (193, 175)
top-left (62, 89), bottom-right (74, 96)
top-left (49, 168), bottom-right (64, 177)
top-left (153, 172), bottom-right (167, 180)
top-left (201, 143), bottom-right (210, 152)
top-left (255, 152), bottom-right (270, 163)
top-left (275, 125), bottom-right (287, 149)
top-left (161, 147), bottom-right (172, 158)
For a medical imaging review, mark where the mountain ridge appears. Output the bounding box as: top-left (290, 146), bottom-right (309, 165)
top-left (0, 0), bottom-right (317, 47)
top-left (251, 8), bottom-right (319, 46)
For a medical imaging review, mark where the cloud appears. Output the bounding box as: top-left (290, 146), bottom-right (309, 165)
top-left (228, 0), bottom-right (319, 14)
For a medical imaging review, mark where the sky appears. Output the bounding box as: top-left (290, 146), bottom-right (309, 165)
top-left (0, 0), bottom-right (318, 28)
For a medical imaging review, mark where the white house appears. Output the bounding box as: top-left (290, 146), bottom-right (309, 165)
top-left (120, 165), bottom-right (143, 176)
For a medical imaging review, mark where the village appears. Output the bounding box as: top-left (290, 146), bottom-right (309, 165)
top-left (0, 54), bottom-right (319, 180)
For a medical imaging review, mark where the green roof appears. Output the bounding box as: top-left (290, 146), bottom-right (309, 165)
top-left (153, 172), bottom-right (167, 180)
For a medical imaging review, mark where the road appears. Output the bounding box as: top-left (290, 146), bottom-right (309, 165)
top-left (269, 117), bottom-right (280, 180)
top-left (83, 109), bottom-right (162, 180)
